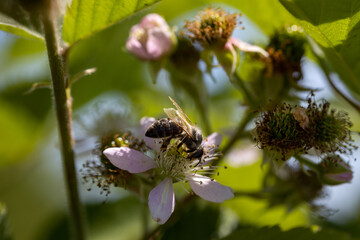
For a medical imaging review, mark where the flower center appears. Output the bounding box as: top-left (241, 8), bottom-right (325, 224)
top-left (133, 28), bottom-right (148, 45)
top-left (154, 140), bottom-right (220, 183)
top-left (155, 144), bottom-right (193, 181)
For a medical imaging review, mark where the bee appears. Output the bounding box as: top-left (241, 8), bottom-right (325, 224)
top-left (145, 97), bottom-right (204, 160)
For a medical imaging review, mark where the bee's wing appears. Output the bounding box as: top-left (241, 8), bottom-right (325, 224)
top-left (168, 97), bottom-right (194, 126)
top-left (164, 107), bottom-right (194, 139)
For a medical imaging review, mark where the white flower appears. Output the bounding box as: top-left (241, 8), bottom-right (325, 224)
top-left (103, 117), bottom-right (234, 224)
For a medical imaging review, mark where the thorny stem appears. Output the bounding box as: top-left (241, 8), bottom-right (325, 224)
top-left (42, 8), bottom-right (87, 240)
top-left (221, 110), bottom-right (257, 157)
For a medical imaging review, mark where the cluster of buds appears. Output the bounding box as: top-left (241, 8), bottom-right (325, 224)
top-left (254, 96), bottom-right (356, 162)
top-left (126, 8), bottom-right (268, 84)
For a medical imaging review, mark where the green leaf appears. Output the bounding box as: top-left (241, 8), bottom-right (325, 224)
top-left (221, 226), bottom-right (357, 240)
top-left (280, 0), bottom-right (360, 99)
top-left (0, 1), bottom-right (43, 40)
top-left (0, 14), bottom-right (43, 41)
top-left (62, 0), bottom-right (160, 45)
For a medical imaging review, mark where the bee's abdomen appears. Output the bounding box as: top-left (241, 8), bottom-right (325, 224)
top-left (145, 118), bottom-right (183, 138)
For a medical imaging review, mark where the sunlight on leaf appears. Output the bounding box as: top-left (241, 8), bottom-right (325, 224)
top-left (280, 0), bottom-right (360, 99)
top-left (62, 0), bottom-right (161, 45)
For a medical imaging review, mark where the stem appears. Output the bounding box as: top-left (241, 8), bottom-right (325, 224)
top-left (295, 155), bottom-right (319, 171)
top-left (233, 74), bottom-right (254, 104)
top-left (317, 56), bottom-right (360, 113)
top-left (324, 71), bottom-right (360, 113)
top-left (221, 110), bottom-right (256, 156)
top-left (42, 10), bottom-right (87, 240)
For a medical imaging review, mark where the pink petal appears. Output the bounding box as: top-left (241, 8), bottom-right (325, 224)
top-left (140, 14), bottom-right (168, 29)
top-left (146, 29), bottom-right (172, 60)
top-left (326, 172), bottom-right (353, 183)
top-left (140, 117), bottom-right (162, 151)
top-left (203, 132), bottom-right (222, 149)
top-left (229, 37), bottom-right (269, 57)
top-left (103, 147), bottom-right (156, 173)
top-left (148, 177), bottom-right (175, 224)
top-left (202, 133), bottom-right (222, 162)
top-left (188, 174), bottom-right (234, 203)
top-left (126, 37), bottom-right (150, 60)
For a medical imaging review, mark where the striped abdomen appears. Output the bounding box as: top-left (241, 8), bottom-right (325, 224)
top-left (145, 118), bottom-right (183, 138)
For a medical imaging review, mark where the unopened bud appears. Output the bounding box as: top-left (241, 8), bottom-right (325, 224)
top-left (319, 155), bottom-right (353, 185)
top-left (126, 14), bottom-right (176, 61)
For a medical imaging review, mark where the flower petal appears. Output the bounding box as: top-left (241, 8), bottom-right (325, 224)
top-left (203, 132), bottom-right (222, 149)
top-left (140, 13), bottom-right (168, 29)
top-left (148, 177), bottom-right (175, 224)
top-left (188, 174), bottom-right (234, 203)
top-left (146, 29), bottom-right (172, 59)
top-left (103, 147), bottom-right (156, 173)
top-left (229, 37), bottom-right (269, 57)
top-left (201, 133), bottom-right (223, 163)
top-left (140, 117), bottom-right (162, 151)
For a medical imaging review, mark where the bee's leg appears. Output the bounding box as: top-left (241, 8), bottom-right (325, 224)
top-left (176, 135), bottom-right (187, 150)
top-left (193, 160), bottom-right (201, 167)
top-left (161, 137), bottom-right (171, 150)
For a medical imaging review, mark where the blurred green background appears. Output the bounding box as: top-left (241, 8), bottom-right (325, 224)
top-left (0, 0), bottom-right (360, 239)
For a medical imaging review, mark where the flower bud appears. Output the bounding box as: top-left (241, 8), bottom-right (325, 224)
top-left (126, 14), bottom-right (176, 61)
top-left (318, 155), bottom-right (353, 185)
top-left (264, 26), bottom-right (306, 81)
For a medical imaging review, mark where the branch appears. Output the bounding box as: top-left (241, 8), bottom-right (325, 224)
top-left (42, 8), bottom-right (87, 240)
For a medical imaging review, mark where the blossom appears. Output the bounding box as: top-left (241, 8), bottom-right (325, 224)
top-left (126, 14), bottom-right (175, 61)
top-left (103, 117), bottom-right (234, 224)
